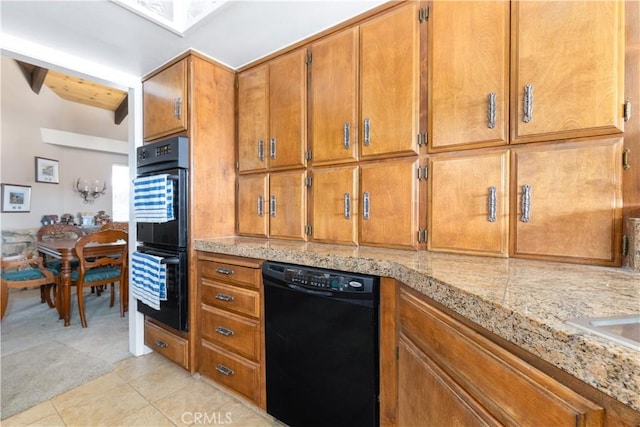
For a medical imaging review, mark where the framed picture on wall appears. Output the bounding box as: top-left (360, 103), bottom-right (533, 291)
top-left (1, 184), bottom-right (31, 212)
top-left (35, 157), bottom-right (59, 184)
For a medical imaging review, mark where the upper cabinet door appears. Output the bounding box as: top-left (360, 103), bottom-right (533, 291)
top-left (269, 48), bottom-right (307, 170)
top-left (143, 58), bottom-right (188, 141)
top-left (238, 65), bottom-right (269, 173)
top-left (428, 1), bottom-right (509, 152)
top-left (310, 27), bottom-right (359, 166)
top-left (511, 1), bottom-right (625, 144)
top-left (360, 3), bottom-right (420, 159)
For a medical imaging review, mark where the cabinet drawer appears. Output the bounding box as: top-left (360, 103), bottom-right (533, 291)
top-left (200, 261), bottom-right (261, 289)
top-left (144, 319), bottom-right (189, 370)
top-left (200, 340), bottom-right (262, 405)
top-left (201, 305), bottom-right (260, 361)
top-left (201, 280), bottom-right (260, 318)
top-left (399, 290), bottom-right (603, 425)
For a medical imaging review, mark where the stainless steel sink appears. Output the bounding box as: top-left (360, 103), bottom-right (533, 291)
top-left (567, 314), bottom-right (640, 351)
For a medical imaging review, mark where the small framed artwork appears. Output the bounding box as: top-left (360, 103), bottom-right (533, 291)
top-left (35, 157), bottom-right (59, 184)
top-left (1, 184), bottom-right (31, 212)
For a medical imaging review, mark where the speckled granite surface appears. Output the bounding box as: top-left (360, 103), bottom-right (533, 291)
top-left (194, 236), bottom-right (640, 412)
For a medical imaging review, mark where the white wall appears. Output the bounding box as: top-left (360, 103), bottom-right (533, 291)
top-left (0, 56), bottom-right (129, 230)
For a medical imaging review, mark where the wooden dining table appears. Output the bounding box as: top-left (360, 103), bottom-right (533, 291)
top-left (37, 238), bottom-right (126, 326)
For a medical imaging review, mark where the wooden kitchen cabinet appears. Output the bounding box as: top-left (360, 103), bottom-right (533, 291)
top-left (359, 158), bottom-right (419, 249)
top-left (308, 165), bottom-right (358, 245)
top-left (428, 149), bottom-right (510, 257)
top-left (511, 137), bottom-right (623, 266)
top-left (511, 1), bottom-right (625, 144)
top-left (427, 1), bottom-right (509, 152)
top-left (398, 286), bottom-right (605, 426)
top-left (237, 65), bottom-right (269, 173)
top-left (309, 27), bottom-right (359, 165)
top-left (197, 254), bottom-right (265, 408)
top-left (268, 48), bottom-right (307, 170)
top-left (359, 2), bottom-right (420, 159)
top-left (269, 170), bottom-right (307, 241)
top-left (143, 58), bottom-right (188, 141)
top-left (237, 48), bottom-right (307, 172)
top-left (236, 173), bottom-right (269, 238)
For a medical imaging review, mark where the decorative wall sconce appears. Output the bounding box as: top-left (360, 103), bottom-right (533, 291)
top-left (75, 178), bottom-right (107, 204)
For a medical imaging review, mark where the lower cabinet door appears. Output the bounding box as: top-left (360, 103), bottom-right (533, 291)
top-left (200, 340), bottom-right (262, 405)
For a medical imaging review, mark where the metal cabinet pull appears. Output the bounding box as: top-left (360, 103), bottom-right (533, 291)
top-left (270, 195), bottom-right (277, 217)
top-left (344, 193), bottom-right (351, 219)
top-left (488, 92), bottom-right (496, 129)
top-left (343, 122), bottom-right (351, 149)
top-left (258, 140), bottom-right (265, 161)
top-left (521, 184), bottom-right (532, 222)
top-left (488, 186), bottom-right (497, 223)
top-left (624, 100), bottom-right (632, 122)
top-left (363, 118), bottom-right (371, 146)
top-left (154, 339), bottom-right (168, 348)
top-left (363, 192), bottom-right (370, 220)
top-left (623, 148), bottom-right (631, 170)
top-left (215, 326), bottom-right (234, 337)
top-left (257, 195), bottom-right (264, 217)
top-left (215, 267), bottom-right (234, 275)
top-left (215, 293), bottom-right (234, 302)
top-left (215, 364), bottom-right (234, 376)
top-left (173, 97), bottom-right (182, 119)
top-left (270, 138), bottom-right (276, 159)
top-left (523, 84), bottom-right (533, 123)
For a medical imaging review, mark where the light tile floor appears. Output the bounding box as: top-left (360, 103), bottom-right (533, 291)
top-left (2, 352), bottom-right (279, 427)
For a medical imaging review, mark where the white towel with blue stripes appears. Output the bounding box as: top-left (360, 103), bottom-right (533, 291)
top-left (133, 174), bottom-right (174, 223)
top-left (131, 251), bottom-right (167, 310)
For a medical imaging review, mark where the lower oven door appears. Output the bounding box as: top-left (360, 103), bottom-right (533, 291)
top-left (135, 245), bottom-right (188, 332)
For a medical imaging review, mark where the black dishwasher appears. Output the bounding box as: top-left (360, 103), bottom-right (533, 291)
top-left (263, 261), bottom-right (379, 427)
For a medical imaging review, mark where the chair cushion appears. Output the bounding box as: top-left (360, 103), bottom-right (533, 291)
top-left (72, 267), bottom-right (122, 283)
top-left (47, 259), bottom-right (80, 271)
top-left (1, 267), bottom-right (57, 282)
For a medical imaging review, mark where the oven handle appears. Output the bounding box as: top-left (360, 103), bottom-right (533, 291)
top-left (167, 174), bottom-right (180, 181)
top-left (161, 257), bottom-right (180, 265)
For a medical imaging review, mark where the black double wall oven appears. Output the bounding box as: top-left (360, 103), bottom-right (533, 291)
top-left (135, 136), bottom-right (189, 332)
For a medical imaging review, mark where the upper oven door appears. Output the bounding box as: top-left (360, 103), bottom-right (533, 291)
top-left (136, 167), bottom-right (188, 248)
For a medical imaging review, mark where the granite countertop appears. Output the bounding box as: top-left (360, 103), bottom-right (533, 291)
top-left (193, 236), bottom-right (640, 412)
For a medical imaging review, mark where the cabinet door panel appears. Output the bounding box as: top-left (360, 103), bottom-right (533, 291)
top-left (237, 174), bottom-right (268, 238)
top-left (512, 138), bottom-right (623, 265)
top-left (511, 1), bottom-right (625, 143)
top-left (310, 27), bottom-right (359, 165)
top-left (360, 159), bottom-right (418, 249)
top-left (360, 3), bottom-right (419, 158)
top-left (399, 337), bottom-right (500, 427)
top-left (269, 49), bottom-right (307, 169)
top-left (310, 166), bottom-right (358, 245)
top-left (143, 59), bottom-right (188, 141)
top-left (269, 170), bottom-right (306, 240)
top-left (238, 65), bottom-right (269, 173)
top-left (429, 1), bottom-right (509, 151)
top-left (429, 150), bottom-right (509, 256)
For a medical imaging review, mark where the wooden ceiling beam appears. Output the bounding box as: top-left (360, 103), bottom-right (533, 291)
top-left (114, 94), bottom-right (128, 125)
top-left (15, 60), bottom-right (48, 94)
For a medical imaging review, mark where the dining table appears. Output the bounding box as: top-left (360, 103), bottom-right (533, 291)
top-left (37, 238), bottom-right (126, 326)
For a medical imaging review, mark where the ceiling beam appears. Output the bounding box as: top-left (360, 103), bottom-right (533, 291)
top-left (15, 60), bottom-right (49, 94)
top-left (114, 94), bottom-right (128, 125)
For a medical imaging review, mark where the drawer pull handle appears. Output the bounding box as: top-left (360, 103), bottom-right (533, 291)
top-left (344, 193), bottom-right (351, 219)
top-left (363, 118), bottom-right (371, 146)
top-left (216, 364), bottom-right (234, 376)
top-left (215, 293), bottom-right (234, 302)
top-left (258, 139), bottom-right (265, 161)
top-left (216, 267), bottom-right (234, 275)
top-left (521, 184), bottom-right (532, 223)
top-left (155, 339), bottom-right (168, 348)
top-left (363, 192), bottom-right (370, 220)
top-left (487, 92), bottom-right (496, 129)
top-left (523, 84), bottom-right (533, 123)
top-left (488, 186), bottom-right (497, 223)
top-left (343, 122), bottom-right (350, 149)
top-left (216, 326), bottom-right (235, 337)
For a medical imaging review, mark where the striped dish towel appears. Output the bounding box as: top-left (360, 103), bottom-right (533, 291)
top-left (133, 174), bottom-right (174, 223)
top-left (131, 251), bottom-right (167, 310)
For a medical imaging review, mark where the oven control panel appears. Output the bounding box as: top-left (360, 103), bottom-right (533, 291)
top-left (282, 266), bottom-right (373, 294)
top-left (137, 136), bottom-right (189, 172)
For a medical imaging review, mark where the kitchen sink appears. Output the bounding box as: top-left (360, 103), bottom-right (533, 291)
top-left (567, 314), bottom-right (640, 351)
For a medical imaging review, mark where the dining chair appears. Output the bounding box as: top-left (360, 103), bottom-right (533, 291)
top-left (72, 229), bottom-right (128, 327)
top-left (1, 255), bottom-right (59, 320)
top-left (37, 223), bottom-right (86, 304)
top-left (99, 222), bottom-right (128, 232)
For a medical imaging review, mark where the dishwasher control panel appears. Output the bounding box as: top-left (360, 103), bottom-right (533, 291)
top-left (266, 264), bottom-right (376, 294)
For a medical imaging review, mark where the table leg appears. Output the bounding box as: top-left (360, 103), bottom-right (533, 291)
top-left (60, 261), bottom-right (72, 326)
